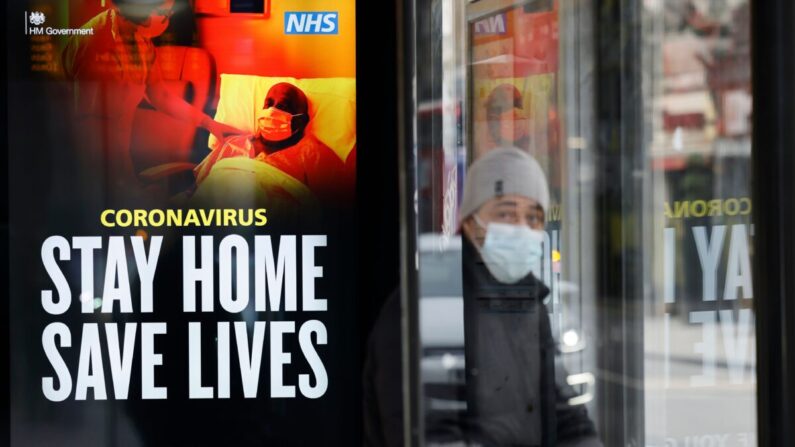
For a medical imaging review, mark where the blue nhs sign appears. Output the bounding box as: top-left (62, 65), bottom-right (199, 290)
top-left (284, 12), bottom-right (338, 35)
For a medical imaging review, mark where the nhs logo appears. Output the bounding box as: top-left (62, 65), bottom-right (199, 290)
top-left (285, 12), bottom-right (338, 35)
top-left (473, 13), bottom-right (507, 35)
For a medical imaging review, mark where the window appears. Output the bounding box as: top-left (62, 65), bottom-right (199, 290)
top-left (406, 0), bottom-right (755, 444)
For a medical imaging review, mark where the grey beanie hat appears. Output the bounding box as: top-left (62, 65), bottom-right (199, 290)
top-left (459, 147), bottom-right (550, 221)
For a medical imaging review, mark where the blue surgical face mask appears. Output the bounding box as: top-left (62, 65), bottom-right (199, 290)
top-left (257, 108), bottom-right (304, 142)
top-left (474, 215), bottom-right (544, 284)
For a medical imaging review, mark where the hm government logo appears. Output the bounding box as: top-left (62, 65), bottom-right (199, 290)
top-left (29, 11), bottom-right (45, 26)
top-left (25, 11), bottom-right (93, 36)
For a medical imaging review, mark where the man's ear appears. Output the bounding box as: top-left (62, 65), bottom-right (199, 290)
top-left (461, 216), bottom-right (479, 247)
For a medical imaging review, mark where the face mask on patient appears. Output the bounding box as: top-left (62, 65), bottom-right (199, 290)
top-left (257, 108), bottom-right (305, 142)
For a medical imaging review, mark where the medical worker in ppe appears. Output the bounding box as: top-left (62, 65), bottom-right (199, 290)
top-left (62, 0), bottom-right (243, 196)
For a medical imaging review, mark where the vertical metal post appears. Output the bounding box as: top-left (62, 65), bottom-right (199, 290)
top-left (396, 0), bottom-right (422, 444)
top-left (593, 0), bottom-right (645, 444)
top-left (751, 1), bottom-right (795, 445)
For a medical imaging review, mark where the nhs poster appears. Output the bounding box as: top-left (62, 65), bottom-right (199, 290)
top-left (7, 0), bottom-right (359, 445)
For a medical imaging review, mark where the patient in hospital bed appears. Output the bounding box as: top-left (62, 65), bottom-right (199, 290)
top-left (189, 82), bottom-right (352, 212)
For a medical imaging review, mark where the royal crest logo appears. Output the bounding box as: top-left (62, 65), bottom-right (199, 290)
top-left (30, 11), bottom-right (47, 26)
top-left (29, 11), bottom-right (46, 26)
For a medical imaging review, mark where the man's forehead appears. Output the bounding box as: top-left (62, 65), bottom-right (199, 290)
top-left (267, 84), bottom-right (297, 98)
top-left (484, 195), bottom-right (541, 210)
top-left (264, 85), bottom-right (303, 108)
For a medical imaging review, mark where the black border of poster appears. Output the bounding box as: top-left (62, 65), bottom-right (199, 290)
top-left (2, 1), bottom-right (9, 443)
top-left (355, 0), bottom-right (402, 440)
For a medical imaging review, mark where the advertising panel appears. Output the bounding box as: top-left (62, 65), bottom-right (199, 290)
top-left (8, 0), bottom-right (358, 445)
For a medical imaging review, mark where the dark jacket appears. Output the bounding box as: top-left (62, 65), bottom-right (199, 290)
top-left (363, 238), bottom-right (601, 446)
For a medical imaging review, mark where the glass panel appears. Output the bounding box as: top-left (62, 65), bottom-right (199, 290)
top-left (410, 0), bottom-right (755, 445)
top-left (642, 1), bottom-right (756, 445)
top-left (414, 0), bottom-right (602, 444)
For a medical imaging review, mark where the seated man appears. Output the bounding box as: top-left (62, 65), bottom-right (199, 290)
top-left (191, 82), bottom-right (352, 209)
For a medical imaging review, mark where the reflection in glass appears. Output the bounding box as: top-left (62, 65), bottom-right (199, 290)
top-left (408, 0), bottom-right (755, 445)
top-left (644, 1), bottom-right (755, 445)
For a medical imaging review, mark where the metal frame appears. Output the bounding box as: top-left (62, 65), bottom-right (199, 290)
top-left (751, 1), bottom-right (795, 445)
top-left (396, 0), bottom-right (423, 444)
top-left (466, 0), bottom-right (551, 22)
top-left (592, 0), bottom-right (646, 444)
